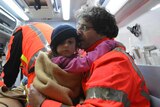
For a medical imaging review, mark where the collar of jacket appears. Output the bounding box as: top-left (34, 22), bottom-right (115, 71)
top-left (86, 37), bottom-right (110, 52)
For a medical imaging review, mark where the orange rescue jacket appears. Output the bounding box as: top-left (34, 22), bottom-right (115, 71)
top-left (3, 22), bottom-right (53, 87)
top-left (41, 40), bottom-right (150, 107)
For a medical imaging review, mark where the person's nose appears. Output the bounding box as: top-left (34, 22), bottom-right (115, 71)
top-left (63, 42), bottom-right (69, 47)
top-left (77, 30), bottom-right (83, 37)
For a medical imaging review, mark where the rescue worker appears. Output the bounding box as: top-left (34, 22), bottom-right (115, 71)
top-left (1, 22), bottom-right (53, 88)
top-left (29, 7), bottom-right (150, 107)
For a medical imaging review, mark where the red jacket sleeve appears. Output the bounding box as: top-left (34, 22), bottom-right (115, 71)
top-left (41, 100), bottom-right (62, 107)
top-left (41, 98), bottom-right (123, 107)
top-left (0, 72), bottom-right (5, 86)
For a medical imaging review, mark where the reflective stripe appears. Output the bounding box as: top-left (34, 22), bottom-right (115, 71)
top-left (114, 47), bottom-right (150, 101)
top-left (20, 24), bottom-right (51, 73)
top-left (29, 24), bottom-right (51, 52)
top-left (28, 66), bottom-right (34, 73)
top-left (141, 88), bottom-right (150, 101)
top-left (28, 48), bottom-right (46, 72)
top-left (21, 54), bottom-right (28, 64)
top-left (114, 48), bottom-right (143, 78)
top-left (86, 87), bottom-right (130, 107)
top-left (140, 81), bottom-right (150, 101)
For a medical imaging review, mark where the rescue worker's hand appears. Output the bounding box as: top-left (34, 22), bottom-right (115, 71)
top-left (28, 84), bottom-right (46, 107)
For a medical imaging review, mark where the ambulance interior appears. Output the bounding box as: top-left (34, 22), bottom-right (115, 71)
top-left (0, 0), bottom-right (160, 106)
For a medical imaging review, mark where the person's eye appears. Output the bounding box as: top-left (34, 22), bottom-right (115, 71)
top-left (59, 41), bottom-right (65, 45)
top-left (68, 41), bottom-right (73, 44)
top-left (83, 25), bottom-right (87, 31)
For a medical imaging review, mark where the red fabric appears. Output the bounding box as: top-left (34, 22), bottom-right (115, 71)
top-left (20, 23), bottom-right (53, 87)
top-left (42, 100), bottom-right (62, 107)
top-left (0, 72), bottom-right (4, 78)
top-left (27, 72), bottom-right (35, 88)
top-left (81, 49), bottom-right (150, 107)
top-left (0, 81), bottom-right (5, 86)
top-left (41, 40), bottom-right (150, 107)
top-left (21, 23), bottom-right (52, 75)
top-left (86, 38), bottom-right (110, 52)
top-left (4, 23), bottom-right (53, 88)
top-left (0, 72), bottom-right (5, 86)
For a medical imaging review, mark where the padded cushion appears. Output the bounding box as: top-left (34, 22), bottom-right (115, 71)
top-left (138, 65), bottom-right (160, 107)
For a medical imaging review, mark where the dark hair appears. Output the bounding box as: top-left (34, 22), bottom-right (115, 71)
top-left (75, 6), bottom-right (118, 38)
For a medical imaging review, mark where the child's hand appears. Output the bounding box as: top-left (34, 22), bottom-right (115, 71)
top-left (46, 51), bottom-right (53, 59)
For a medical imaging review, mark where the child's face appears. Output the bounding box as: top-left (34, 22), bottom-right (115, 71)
top-left (57, 37), bottom-right (77, 57)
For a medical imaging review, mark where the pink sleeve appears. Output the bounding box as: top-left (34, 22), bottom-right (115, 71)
top-left (64, 40), bottom-right (117, 73)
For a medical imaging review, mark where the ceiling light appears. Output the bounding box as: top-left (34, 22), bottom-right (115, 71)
top-left (150, 3), bottom-right (160, 11)
top-left (105, 0), bottom-right (128, 15)
top-left (0, 7), bottom-right (16, 22)
top-left (2, 0), bottom-right (29, 21)
top-left (61, 0), bottom-right (70, 20)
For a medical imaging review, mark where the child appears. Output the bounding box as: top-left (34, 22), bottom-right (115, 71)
top-left (50, 25), bottom-right (118, 73)
top-left (33, 25), bottom-right (118, 106)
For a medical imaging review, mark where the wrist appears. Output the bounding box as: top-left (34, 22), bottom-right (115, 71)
top-left (39, 97), bottom-right (46, 107)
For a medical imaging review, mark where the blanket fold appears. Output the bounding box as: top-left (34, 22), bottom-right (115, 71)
top-left (33, 51), bottom-right (82, 105)
top-left (0, 86), bottom-right (27, 107)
